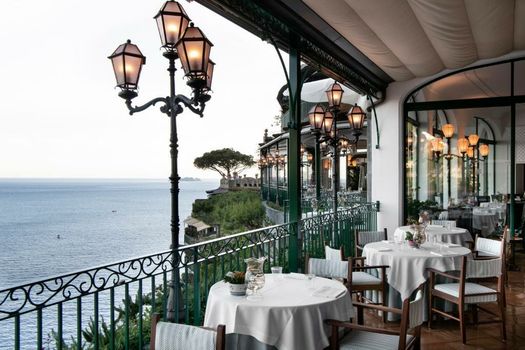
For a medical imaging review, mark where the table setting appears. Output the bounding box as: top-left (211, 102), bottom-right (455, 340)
top-left (394, 224), bottom-right (472, 247)
top-left (203, 257), bottom-right (353, 350)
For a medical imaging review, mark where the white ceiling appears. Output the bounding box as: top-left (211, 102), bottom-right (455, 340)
top-left (302, 0), bottom-right (525, 81)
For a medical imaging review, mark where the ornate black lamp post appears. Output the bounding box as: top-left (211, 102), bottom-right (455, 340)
top-left (108, 0), bottom-right (214, 321)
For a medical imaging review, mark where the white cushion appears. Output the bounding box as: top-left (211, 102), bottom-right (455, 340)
top-left (434, 283), bottom-right (498, 303)
top-left (340, 330), bottom-right (413, 350)
top-left (155, 322), bottom-right (216, 350)
top-left (352, 271), bottom-right (382, 285)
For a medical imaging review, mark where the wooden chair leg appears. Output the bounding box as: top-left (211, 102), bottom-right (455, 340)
top-left (498, 295), bottom-right (507, 341)
top-left (459, 305), bottom-right (466, 344)
top-left (427, 293), bottom-right (433, 329)
top-left (472, 305), bottom-right (478, 325)
top-left (382, 289), bottom-right (388, 323)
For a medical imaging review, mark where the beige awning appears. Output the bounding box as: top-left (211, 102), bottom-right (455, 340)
top-left (302, 0), bottom-right (525, 81)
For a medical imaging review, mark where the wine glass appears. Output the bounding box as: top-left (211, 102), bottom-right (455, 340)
top-left (307, 273), bottom-right (316, 290)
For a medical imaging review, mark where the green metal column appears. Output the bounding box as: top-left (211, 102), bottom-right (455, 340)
top-left (315, 134), bottom-right (321, 201)
top-left (287, 45), bottom-right (302, 272)
top-left (510, 62), bottom-right (516, 238)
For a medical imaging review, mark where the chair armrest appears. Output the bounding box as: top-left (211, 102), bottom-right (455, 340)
top-left (352, 302), bottom-right (402, 315)
top-left (352, 264), bottom-right (389, 271)
top-left (325, 319), bottom-right (400, 336)
top-left (427, 268), bottom-right (461, 280)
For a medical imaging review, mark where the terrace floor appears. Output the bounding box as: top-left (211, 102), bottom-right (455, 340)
top-left (364, 250), bottom-right (525, 350)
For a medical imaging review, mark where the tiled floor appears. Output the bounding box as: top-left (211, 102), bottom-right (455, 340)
top-left (364, 251), bottom-right (525, 349)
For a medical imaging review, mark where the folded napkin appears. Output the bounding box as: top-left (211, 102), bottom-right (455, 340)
top-left (312, 286), bottom-right (346, 299)
top-left (286, 273), bottom-right (308, 280)
top-left (430, 251), bottom-right (455, 257)
top-left (441, 243), bottom-right (462, 248)
top-left (381, 240), bottom-right (394, 244)
top-left (427, 224), bottom-right (444, 228)
top-left (375, 247), bottom-right (392, 252)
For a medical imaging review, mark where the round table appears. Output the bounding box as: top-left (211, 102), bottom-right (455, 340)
top-left (363, 241), bottom-right (471, 301)
top-left (394, 225), bottom-right (473, 247)
top-left (204, 274), bottom-right (353, 350)
top-left (472, 210), bottom-right (498, 237)
top-left (362, 241), bottom-right (470, 322)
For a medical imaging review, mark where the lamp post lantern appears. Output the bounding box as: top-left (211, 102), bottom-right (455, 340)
top-left (109, 0), bottom-right (214, 322)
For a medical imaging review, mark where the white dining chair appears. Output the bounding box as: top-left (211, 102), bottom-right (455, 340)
top-left (428, 256), bottom-right (506, 344)
top-left (150, 314), bottom-right (225, 350)
top-left (325, 287), bottom-right (425, 349)
top-left (325, 245), bottom-right (344, 261)
top-left (354, 228), bottom-right (387, 256)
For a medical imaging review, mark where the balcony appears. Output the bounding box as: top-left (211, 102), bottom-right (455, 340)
top-left (0, 203), bottom-right (378, 349)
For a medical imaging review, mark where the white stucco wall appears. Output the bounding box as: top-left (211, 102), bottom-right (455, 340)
top-left (371, 78), bottom-right (425, 237)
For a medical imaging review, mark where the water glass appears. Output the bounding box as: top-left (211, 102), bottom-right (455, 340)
top-left (271, 266), bottom-right (283, 279)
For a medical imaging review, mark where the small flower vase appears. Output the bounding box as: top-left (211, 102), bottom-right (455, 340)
top-left (407, 240), bottom-right (417, 248)
top-left (229, 283), bottom-right (247, 296)
top-left (413, 227), bottom-right (426, 247)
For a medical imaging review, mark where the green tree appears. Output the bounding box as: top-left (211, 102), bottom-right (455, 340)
top-left (193, 148), bottom-right (255, 178)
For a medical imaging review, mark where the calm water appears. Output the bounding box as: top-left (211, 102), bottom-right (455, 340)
top-left (0, 179), bottom-right (217, 348)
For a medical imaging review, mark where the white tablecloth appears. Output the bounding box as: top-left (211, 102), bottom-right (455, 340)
top-left (363, 241), bottom-right (471, 300)
top-left (204, 274), bottom-right (353, 350)
top-left (394, 225), bottom-right (473, 246)
top-left (472, 211), bottom-right (498, 237)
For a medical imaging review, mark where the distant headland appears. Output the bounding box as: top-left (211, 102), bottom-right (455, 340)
top-left (180, 177), bottom-right (201, 182)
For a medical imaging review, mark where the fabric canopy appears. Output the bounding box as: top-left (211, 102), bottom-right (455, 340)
top-left (284, 78), bottom-right (369, 106)
top-left (302, 0), bottom-right (525, 81)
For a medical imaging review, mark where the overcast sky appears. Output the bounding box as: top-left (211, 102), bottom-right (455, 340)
top-left (0, 0), bottom-right (286, 179)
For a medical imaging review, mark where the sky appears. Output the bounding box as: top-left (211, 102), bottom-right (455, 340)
top-left (0, 0), bottom-right (287, 179)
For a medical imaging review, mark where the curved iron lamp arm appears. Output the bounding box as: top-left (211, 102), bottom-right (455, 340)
top-left (121, 94), bottom-right (205, 118)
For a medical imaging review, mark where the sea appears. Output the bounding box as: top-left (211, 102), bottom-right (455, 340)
top-left (0, 179), bottom-right (218, 349)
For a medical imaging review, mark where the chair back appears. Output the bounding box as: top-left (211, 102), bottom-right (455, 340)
top-left (466, 258), bottom-right (503, 279)
top-left (356, 228), bottom-right (387, 247)
top-left (431, 220), bottom-right (456, 229)
top-left (325, 245), bottom-right (344, 261)
top-left (307, 258), bottom-right (348, 279)
top-left (151, 314), bottom-right (225, 350)
top-left (475, 237), bottom-right (503, 257)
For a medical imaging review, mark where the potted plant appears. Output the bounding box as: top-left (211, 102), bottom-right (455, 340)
top-left (405, 231), bottom-right (417, 247)
top-left (224, 271), bottom-right (247, 296)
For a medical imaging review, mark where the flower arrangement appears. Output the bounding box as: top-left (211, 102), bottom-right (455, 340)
top-left (224, 271), bottom-right (247, 296)
top-left (224, 271), bottom-right (246, 285)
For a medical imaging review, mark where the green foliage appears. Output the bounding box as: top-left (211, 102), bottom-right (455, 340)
top-left (193, 148), bottom-right (256, 178)
top-left (406, 199), bottom-right (438, 219)
top-left (192, 191), bottom-right (265, 234)
top-left (48, 287), bottom-right (165, 350)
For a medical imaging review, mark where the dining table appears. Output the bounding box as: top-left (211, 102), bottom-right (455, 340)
top-left (203, 273), bottom-right (353, 350)
top-left (394, 225), bottom-right (473, 247)
top-left (363, 240), bottom-right (471, 321)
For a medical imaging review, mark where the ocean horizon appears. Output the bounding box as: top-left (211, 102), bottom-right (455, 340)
top-left (0, 178), bottom-right (219, 289)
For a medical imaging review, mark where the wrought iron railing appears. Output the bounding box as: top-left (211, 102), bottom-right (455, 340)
top-left (0, 224), bottom-right (290, 350)
top-left (301, 202), bottom-right (379, 259)
top-left (0, 202), bottom-right (378, 349)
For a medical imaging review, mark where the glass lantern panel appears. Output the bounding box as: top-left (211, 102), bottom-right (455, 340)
top-left (124, 55), bottom-right (143, 86)
top-left (111, 55), bottom-right (125, 86)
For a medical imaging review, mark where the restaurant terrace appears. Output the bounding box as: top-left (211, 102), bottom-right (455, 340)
top-left (1, 1), bottom-right (524, 349)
